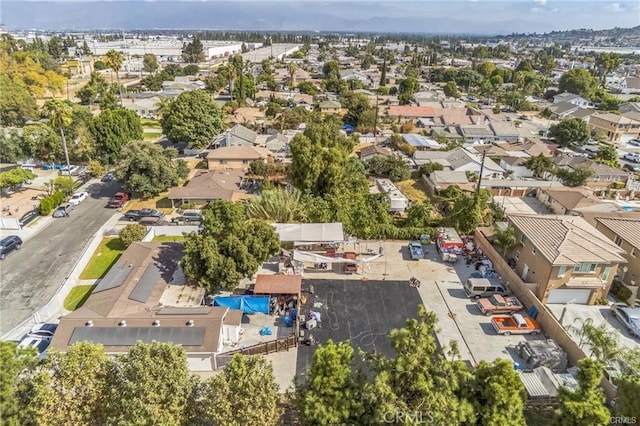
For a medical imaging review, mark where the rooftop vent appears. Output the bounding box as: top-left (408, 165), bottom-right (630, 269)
top-left (118, 320), bottom-right (127, 327)
top-left (186, 320), bottom-right (194, 327)
top-left (152, 320), bottom-right (160, 327)
top-left (85, 320), bottom-right (93, 327)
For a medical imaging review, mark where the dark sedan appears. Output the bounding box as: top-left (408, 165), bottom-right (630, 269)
top-left (123, 208), bottom-right (165, 221)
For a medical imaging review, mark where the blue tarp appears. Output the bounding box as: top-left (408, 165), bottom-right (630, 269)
top-left (214, 295), bottom-right (269, 314)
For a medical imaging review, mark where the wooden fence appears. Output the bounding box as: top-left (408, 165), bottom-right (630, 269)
top-left (215, 335), bottom-right (298, 370)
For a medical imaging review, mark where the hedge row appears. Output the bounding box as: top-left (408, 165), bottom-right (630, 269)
top-left (39, 191), bottom-right (66, 215)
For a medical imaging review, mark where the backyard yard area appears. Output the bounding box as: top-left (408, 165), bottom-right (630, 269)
top-left (63, 284), bottom-right (95, 311)
top-left (79, 237), bottom-right (127, 279)
top-left (125, 190), bottom-right (173, 213)
top-left (140, 118), bottom-right (162, 129)
top-left (396, 179), bottom-right (428, 202)
top-left (153, 235), bottom-right (186, 243)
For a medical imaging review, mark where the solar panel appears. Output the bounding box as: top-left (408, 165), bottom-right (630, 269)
top-left (93, 258), bottom-right (135, 293)
top-left (128, 262), bottom-right (163, 303)
top-left (69, 327), bottom-right (206, 347)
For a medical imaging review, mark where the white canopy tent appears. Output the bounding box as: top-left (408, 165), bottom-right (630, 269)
top-left (292, 250), bottom-right (381, 264)
top-left (272, 223), bottom-right (345, 245)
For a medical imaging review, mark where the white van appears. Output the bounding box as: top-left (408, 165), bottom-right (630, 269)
top-left (463, 278), bottom-right (510, 299)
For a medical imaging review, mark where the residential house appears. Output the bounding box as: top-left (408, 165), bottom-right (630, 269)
top-left (620, 77), bottom-right (640, 94)
top-left (549, 156), bottom-right (631, 187)
top-left (553, 92), bottom-right (590, 108)
top-left (490, 122), bottom-right (522, 142)
top-left (207, 146), bottom-right (270, 171)
top-left (401, 134), bottom-right (444, 151)
top-left (423, 171), bottom-right (473, 193)
top-left (471, 144), bottom-right (511, 158)
top-left (536, 187), bottom-right (618, 215)
top-left (340, 69), bottom-right (371, 85)
top-left (500, 157), bottom-right (534, 178)
top-left (293, 93), bottom-right (314, 111)
top-left (212, 124), bottom-right (258, 148)
top-left (387, 105), bottom-right (436, 123)
top-left (588, 112), bottom-right (640, 143)
top-left (547, 102), bottom-right (583, 120)
top-left (499, 139), bottom-right (553, 158)
top-left (265, 133), bottom-right (289, 155)
top-left (413, 147), bottom-right (505, 178)
top-left (507, 215), bottom-right (627, 305)
top-left (458, 125), bottom-right (496, 143)
top-left (619, 102), bottom-right (640, 114)
top-left (359, 145), bottom-right (392, 162)
top-left (319, 101), bottom-right (342, 114)
top-left (594, 217), bottom-right (640, 287)
top-left (229, 107), bottom-right (266, 126)
top-left (49, 242), bottom-right (243, 371)
top-left (168, 169), bottom-right (251, 207)
top-left (122, 97), bottom-right (160, 119)
top-left (162, 76), bottom-right (205, 92)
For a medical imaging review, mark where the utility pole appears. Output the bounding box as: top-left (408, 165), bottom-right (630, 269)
top-left (475, 150), bottom-right (487, 197)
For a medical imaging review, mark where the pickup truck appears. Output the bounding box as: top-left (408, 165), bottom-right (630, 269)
top-left (408, 241), bottom-right (424, 260)
top-left (123, 208), bottom-right (164, 221)
top-left (107, 192), bottom-right (130, 208)
top-left (491, 313), bottom-right (541, 336)
top-left (477, 295), bottom-right (524, 316)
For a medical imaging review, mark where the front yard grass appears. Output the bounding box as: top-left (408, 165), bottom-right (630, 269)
top-left (63, 284), bottom-right (96, 311)
top-left (140, 118), bottom-right (162, 129)
top-left (79, 237), bottom-right (127, 279)
top-left (396, 179), bottom-right (429, 202)
top-left (125, 191), bottom-right (174, 214)
top-left (143, 131), bottom-right (163, 140)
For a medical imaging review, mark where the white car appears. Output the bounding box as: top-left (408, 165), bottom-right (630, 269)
top-left (28, 323), bottom-right (58, 338)
top-left (69, 192), bottom-right (88, 205)
top-left (623, 153), bottom-right (640, 163)
top-left (17, 336), bottom-right (51, 360)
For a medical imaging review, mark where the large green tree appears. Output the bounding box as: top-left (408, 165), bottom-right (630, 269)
top-left (548, 118), bottom-right (590, 147)
top-left (554, 358), bottom-right (610, 426)
top-left (161, 90), bottom-right (225, 148)
top-left (595, 144), bottom-right (620, 168)
top-left (182, 200), bottom-right (281, 292)
top-left (555, 165), bottom-right (594, 187)
top-left (365, 155), bottom-right (411, 182)
top-left (182, 36), bottom-right (206, 63)
top-left (0, 74), bottom-right (38, 126)
top-left (558, 68), bottom-right (598, 100)
top-left (142, 53), bottom-right (159, 75)
top-left (523, 154), bottom-right (555, 177)
top-left (114, 141), bottom-right (188, 198)
top-left (90, 107), bottom-right (143, 165)
top-left (0, 340), bottom-right (38, 426)
top-left (246, 187), bottom-right (304, 223)
top-left (43, 99), bottom-right (73, 172)
top-left (198, 354), bottom-right (281, 426)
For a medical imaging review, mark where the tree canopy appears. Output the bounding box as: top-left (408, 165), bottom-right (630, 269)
top-left (161, 90), bottom-right (225, 149)
top-left (90, 107), bottom-right (143, 165)
top-left (558, 68), bottom-right (598, 100)
top-left (182, 36), bottom-right (206, 63)
top-left (182, 200), bottom-right (281, 293)
top-left (549, 118), bottom-right (590, 147)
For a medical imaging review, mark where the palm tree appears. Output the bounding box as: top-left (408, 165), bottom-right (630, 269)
top-left (43, 99), bottom-right (73, 173)
top-left (287, 62), bottom-right (298, 89)
top-left (104, 49), bottom-right (125, 105)
top-left (246, 188), bottom-right (304, 223)
top-left (493, 225), bottom-right (516, 257)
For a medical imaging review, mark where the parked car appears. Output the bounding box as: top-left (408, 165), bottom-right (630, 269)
top-left (123, 208), bottom-right (164, 221)
top-left (107, 192), bottom-right (130, 208)
top-left (408, 241), bottom-right (424, 260)
top-left (463, 278), bottom-right (510, 299)
top-left (28, 323), bottom-right (58, 339)
top-left (52, 204), bottom-right (74, 218)
top-left (623, 153), bottom-right (640, 163)
top-left (68, 191), bottom-right (89, 206)
top-left (139, 216), bottom-right (171, 226)
top-left (628, 139), bottom-right (640, 147)
top-left (0, 235), bottom-right (22, 260)
top-left (610, 303), bottom-right (640, 339)
top-left (172, 209), bottom-right (204, 224)
top-left (476, 295), bottom-right (524, 316)
top-left (59, 165), bottom-right (80, 176)
top-left (19, 210), bottom-right (39, 228)
top-left (491, 313), bottom-right (541, 336)
top-left (622, 163), bottom-right (640, 173)
top-left (17, 336), bottom-right (51, 360)
top-left (101, 172), bottom-right (115, 182)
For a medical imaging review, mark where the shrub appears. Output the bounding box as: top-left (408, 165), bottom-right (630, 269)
top-left (179, 203), bottom-right (197, 211)
top-left (611, 182), bottom-right (626, 190)
top-left (610, 280), bottom-right (632, 303)
top-left (119, 223), bottom-right (148, 247)
top-left (39, 198), bottom-right (53, 215)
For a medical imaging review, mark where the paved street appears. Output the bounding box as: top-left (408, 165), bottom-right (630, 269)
top-left (0, 180), bottom-right (120, 335)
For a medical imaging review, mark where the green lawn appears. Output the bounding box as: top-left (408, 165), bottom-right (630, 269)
top-left (153, 235), bottom-right (186, 243)
top-left (143, 132), bottom-right (163, 140)
top-left (140, 118), bottom-right (162, 129)
top-left (63, 285), bottom-right (96, 311)
top-left (79, 238), bottom-right (127, 279)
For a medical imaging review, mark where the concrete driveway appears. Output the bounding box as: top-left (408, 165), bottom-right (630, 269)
top-left (0, 180), bottom-right (121, 335)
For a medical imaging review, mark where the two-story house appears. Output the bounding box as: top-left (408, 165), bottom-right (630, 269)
top-left (507, 215), bottom-right (627, 305)
top-left (206, 146), bottom-right (270, 171)
top-left (594, 217), bottom-right (640, 288)
top-left (553, 92), bottom-right (590, 108)
top-left (588, 112), bottom-right (640, 143)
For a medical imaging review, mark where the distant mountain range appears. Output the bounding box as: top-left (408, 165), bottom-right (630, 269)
top-left (2, 1), bottom-right (637, 36)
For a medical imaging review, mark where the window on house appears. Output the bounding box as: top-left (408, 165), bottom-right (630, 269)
top-left (558, 266), bottom-right (567, 278)
top-left (614, 235), bottom-right (623, 247)
top-left (219, 160), bottom-right (228, 164)
top-left (515, 250), bottom-right (520, 260)
top-left (573, 263), bottom-right (597, 274)
top-left (600, 267), bottom-right (612, 282)
top-left (520, 235), bottom-right (528, 245)
top-left (242, 160), bottom-right (250, 164)
top-left (532, 247), bottom-right (537, 255)
top-left (631, 248), bottom-right (637, 258)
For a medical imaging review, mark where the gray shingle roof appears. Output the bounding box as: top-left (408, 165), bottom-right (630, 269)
top-left (509, 215), bottom-right (627, 266)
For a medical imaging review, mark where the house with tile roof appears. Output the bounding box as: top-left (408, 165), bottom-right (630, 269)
top-left (168, 169), bottom-right (251, 207)
top-left (588, 112), bottom-right (640, 143)
top-left (536, 187), bottom-right (618, 215)
top-left (414, 147), bottom-right (504, 178)
top-left (548, 156), bottom-right (631, 188)
top-left (206, 146), bottom-right (270, 171)
top-left (506, 214), bottom-right (627, 304)
top-left (359, 144), bottom-right (392, 162)
top-left (594, 217), bottom-right (640, 287)
top-left (49, 242), bottom-right (243, 370)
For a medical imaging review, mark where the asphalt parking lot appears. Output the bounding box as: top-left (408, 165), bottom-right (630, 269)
top-left (296, 241), bottom-right (539, 372)
top-left (296, 278), bottom-right (421, 381)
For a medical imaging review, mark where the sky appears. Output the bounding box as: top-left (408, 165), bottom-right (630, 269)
top-left (2, 0), bottom-right (639, 34)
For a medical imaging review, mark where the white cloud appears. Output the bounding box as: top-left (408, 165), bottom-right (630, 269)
top-left (609, 2), bottom-right (623, 11)
top-left (533, 0), bottom-right (547, 4)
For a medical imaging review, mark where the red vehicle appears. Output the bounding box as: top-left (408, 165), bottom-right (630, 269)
top-left (107, 192), bottom-right (130, 208)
